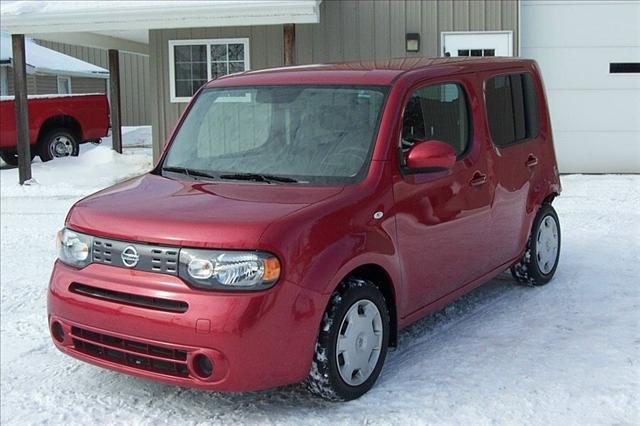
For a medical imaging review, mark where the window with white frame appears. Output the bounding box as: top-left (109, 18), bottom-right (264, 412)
top-left (169, 38), bottom-right (250, 102)
top-left (57, 76), bottom-right (72, 94)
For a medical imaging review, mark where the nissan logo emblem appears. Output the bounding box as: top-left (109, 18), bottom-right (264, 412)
top-left (121, 246), bottom-right (139, 268)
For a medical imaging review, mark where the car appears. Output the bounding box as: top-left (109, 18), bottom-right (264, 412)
top-left (0, 93), bottom-right (109, 165)
top-left (48, 57), bottom-right (561, 401)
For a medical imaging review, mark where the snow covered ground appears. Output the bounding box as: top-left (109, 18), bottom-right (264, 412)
top-left (1, 136), bottom-right (638, 424)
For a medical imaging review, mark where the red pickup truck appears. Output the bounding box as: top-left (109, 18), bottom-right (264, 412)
top-left (0, 93), bottom-right (109, 165)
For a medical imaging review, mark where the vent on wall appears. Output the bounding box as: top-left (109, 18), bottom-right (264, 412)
top-left (609, 63), bottom-right (640, 74)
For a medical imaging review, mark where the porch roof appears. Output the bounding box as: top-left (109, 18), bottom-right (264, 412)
top-left (0, 0), bottom-right (322, 55)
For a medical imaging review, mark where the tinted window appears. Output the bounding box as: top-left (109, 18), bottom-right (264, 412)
top-left (485, 73), bottom-right (539, 147)
top-left (401, 83), bottom-right (470, 156)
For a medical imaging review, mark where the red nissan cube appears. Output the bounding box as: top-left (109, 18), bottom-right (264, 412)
top-left (49, 57), bottom-right (561, 401)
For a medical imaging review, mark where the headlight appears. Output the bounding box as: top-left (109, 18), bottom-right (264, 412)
top-left (179, 248), bottom-right (280, 291)
top-left (56, 228), bottom-right (93, 268)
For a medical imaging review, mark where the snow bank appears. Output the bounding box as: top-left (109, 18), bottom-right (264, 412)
top-left (120, 125), bottom-right (152, 148)
top-left (0, 127), bottom-right (152, 197)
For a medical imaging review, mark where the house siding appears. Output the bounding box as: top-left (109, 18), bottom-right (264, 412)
top-left (4, 68), bottom-right (106, 95)
top-left (5, 68), bottom-right (37, 95)
top-left (33, 75), bottom-right (57, 94)
top-left (70, 76), bottom-right (107, 94)
top-left (149, 0), bottom-right (518, 158)
top-left (294, 0), bottom-right (518, 62)
top-left (35, 40), bottom-right (150, 126)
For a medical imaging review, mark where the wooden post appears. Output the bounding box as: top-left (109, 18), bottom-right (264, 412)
top-left (11, 34), bottom-right (32, 184)
top-left (108, 49), bottom-right (122, 153)
top-left (283, 24), bottom-right (295, 66)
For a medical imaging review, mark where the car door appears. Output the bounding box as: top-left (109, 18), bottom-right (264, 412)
top-left (392, 77), bottom-right (496, 316)
top-left (483, 71), bottom-right (544, 266)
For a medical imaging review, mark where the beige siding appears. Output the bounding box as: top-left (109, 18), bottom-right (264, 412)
top-left (149, 0), bottom-right (518, 158)
top-left (5, 67), bottom-right (107, 95)
top-left (34, 75), bottom-right (57, 94)
top-left (295, 0), bottom-right (518, 61)
top-left (35, 40), bottom-right (150, 126)
top-left (6, 67), bottom-right (37, 95)
top-left (71, 77), bottom-right (107, 94)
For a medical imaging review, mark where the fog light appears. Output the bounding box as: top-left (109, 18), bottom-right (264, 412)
top-left (51, 321), bottom-right (64, 343)
top-left (193, 354), bottom-right (213, 378)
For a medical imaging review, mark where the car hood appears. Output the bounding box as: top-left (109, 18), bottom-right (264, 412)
top-left (66, 174), bottom-right (344, 248)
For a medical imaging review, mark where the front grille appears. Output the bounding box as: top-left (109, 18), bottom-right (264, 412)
top-left (71, 326), bottom-right (189, 378)
top-left (92, 237), bottom-right (179, 275)
top-left (69, 283), bottom-right (188, 313)
top-left (92, 239), bottom-right (114, 263)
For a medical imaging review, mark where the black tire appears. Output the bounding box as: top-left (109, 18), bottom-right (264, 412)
top-left (0, 151), bottom-right (19, 166)
top-left (0, 150), bottom-right (35, 166)
top-left (511, 203), bottom-right (561, 286)
top-left (305, 277), bottom-right (390, 401)
top-left (38, 128), bottom-right (79, 162)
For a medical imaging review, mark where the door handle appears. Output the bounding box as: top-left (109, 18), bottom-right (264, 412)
top-left (526, 154), bottom-right (539, 168)
top-left (469, 171), bottom-right (487, 187)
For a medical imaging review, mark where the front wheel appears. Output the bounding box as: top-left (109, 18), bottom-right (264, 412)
top-left (38, 128), bottom-right (79, 162)
top-left (305, 277), bottom-right (390, 401)
top-left (511, 203), bottom-right (561, 286)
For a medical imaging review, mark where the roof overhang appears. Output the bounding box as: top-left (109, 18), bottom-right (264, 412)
top-left (33, 68), bottom-right (109, 79)
top-left (0, 1), bottom-right (322, 55)
top-left (1, 32), bottom-right (109, 77)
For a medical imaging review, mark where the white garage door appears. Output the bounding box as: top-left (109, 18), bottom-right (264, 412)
top-left (521, 0), bottom-right (640, 173)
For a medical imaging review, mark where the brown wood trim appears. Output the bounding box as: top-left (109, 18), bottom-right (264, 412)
top-left (11, 34), bottom-right (32, 184)
top-left (283, 24), bottom-right (295, 66)
top-left (108, 49), bottom-right (122, 153)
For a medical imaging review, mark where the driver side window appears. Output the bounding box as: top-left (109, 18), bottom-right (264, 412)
top-left (401, 82), bottom-right (470, 156)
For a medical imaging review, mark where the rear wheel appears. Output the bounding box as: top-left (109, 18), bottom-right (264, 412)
top-left (511, 203), bottom-right (561, 286)
top-left (305, 277), bottom-right (390, 401)
top-left (38, 128), bottom-right (79, 162)
top-left (0, 150), bottom-right (35, 166)
top-left (0, 151), bottom-right (19, 166)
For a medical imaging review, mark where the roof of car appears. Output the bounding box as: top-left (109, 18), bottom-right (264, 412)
top-left (207, 57), bottom-right (535, 87)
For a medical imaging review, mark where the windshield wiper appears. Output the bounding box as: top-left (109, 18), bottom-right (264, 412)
top-left (161, 166), bottom-right (217, 180)
top-left (219, 172), bottom-right (298, 183)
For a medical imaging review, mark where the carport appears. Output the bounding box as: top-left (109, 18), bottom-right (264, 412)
top-left (0, 1), bottom-right (320, 184)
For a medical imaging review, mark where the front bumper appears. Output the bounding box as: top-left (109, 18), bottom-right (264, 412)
top-left (48, 261), bottom-right (325, 391)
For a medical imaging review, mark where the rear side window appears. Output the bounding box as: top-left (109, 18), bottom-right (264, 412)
top-left (485, 73), bottom-right (539, 147)
top-left (401, 82), bottom-right (470, 156)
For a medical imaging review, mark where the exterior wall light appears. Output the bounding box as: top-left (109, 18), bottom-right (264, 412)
top-left (406, 33), bottom-right (420, 52)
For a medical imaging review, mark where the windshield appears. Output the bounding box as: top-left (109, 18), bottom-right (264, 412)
top-left (162, 85), bottom-right (387, 184)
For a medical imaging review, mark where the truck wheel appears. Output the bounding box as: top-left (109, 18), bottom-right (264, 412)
top-left (306, 277), bottom-right (390, 401)
top-left (0, 151), bottom-right (19, 166)
top-left (0, 151), bottom-right (35, 166)
top-left (511, 203), bottom-right (561, 286)
top-left (38, 128), bottom-right (79, 162)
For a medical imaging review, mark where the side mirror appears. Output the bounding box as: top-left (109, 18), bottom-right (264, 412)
top-left (404, 140), bottom-right (457, 172)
